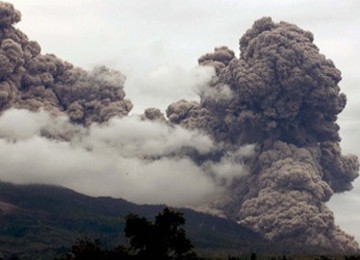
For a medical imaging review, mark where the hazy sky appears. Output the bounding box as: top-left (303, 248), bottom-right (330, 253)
top-left (6, 0), bottom-right (360, 241)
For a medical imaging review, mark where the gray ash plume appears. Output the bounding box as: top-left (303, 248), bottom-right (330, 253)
top-left (141, 107), bottom-right (166, 122)
top-left (168, 17), bottom-right (359, 252)
top-left (0, 2), bottom-right (132, 125)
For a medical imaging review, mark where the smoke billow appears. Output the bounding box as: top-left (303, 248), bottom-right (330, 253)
top-left (0, 3), bottom-right (358, 254)
top-left (0, 4), bottom-right (132, 125)
top-left (167, 17), bottom-right (359, 252)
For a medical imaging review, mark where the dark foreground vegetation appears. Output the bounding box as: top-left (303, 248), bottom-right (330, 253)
top-left (57, 207), bottom-right (197, 259)
top-left (56, 208), bottom-right (360, 260)
top-left (0, 183), bottom-right (359, 259)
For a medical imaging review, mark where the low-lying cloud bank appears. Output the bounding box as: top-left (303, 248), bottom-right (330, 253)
top-left (0, 108), bottom-right (253, 206)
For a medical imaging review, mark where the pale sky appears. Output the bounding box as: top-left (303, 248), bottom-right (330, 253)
top-left (6, 0), bottom-right (360, 242)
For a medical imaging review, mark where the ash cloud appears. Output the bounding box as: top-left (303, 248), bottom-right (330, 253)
top-left (0, 2), bottom-right (359, 254)
top-left (0, 3), bottom-right (132, 125)
top-left (166, 17), bottom-right (359, 252)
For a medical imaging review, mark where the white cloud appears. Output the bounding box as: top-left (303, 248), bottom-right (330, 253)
top-left (0, 109), bottom-right (49, 139)
top-left (0, 109), bottom-right (251, 206)
top-left (86, 116), bottom-right (214, 157)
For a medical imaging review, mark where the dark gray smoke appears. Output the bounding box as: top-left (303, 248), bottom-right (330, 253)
top-left (168, 17), bottom-right (359, 252)
top-left (0, 3), bottom-right (132, 125)
top-left (0, 2), bottom-right (358, 254)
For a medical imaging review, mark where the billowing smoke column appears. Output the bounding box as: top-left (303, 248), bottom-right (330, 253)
top-left (0, 2), bottom-right (132, 125)
top-left (167, 18), bottom-right (359, 252)
top-left (0, 2), bottom-right (359, 254)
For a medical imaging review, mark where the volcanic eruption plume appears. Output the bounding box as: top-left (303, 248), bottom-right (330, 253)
top-left (0, 3), bottom-right (132, 125)
top-left (0, 2), bottom-right (358, 254)
top-left (168, 17), bottom-right (359, 252)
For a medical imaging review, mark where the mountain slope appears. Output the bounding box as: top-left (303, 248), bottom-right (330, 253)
top-left (0, 182), bottom-right (324, 259)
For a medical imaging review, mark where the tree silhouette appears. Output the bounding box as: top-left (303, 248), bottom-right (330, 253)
top-left (61, 207), bottom-right (198, 259)
top-left (125, 207), bottom-right (197, 259)
top-left (60, 237), bottom-right (132, 259)
top-left (64, 237), bottom-right (104, 260)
